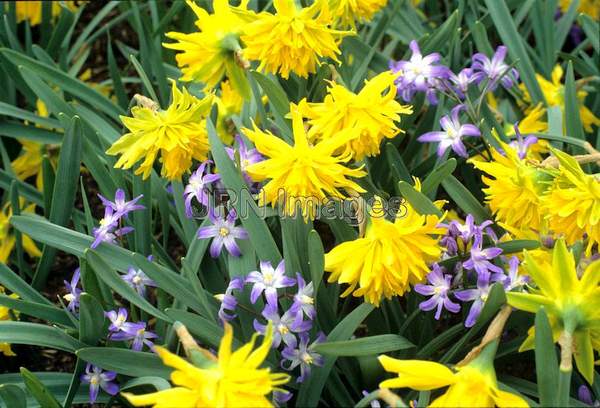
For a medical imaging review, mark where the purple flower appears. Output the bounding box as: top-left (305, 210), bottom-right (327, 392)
top-left (91, 207), bottom-right (134, 249)
top-left (281, 332), bottom-right (325, 383)
top-left (184, 161), bottom-right (220, 218)
top-left (509, 122), bottom-right (538, 160)
top-left (111, 321), bottom-right (158, 351)
top-left (63, 268), bottom-right (82, 313)
top-left (447, 68), bottom-right (475, 98)
top-left (217, 277), bottom-right (245, 321)
top-left (447, 214), bottom-right (493, 244)
top-left (414, 264), bottom-right (460, 319)
top-left (106, 308), bottom-right (135, 334)
top-left (121, 266), bottom-right (156, 298)
top-left (418, 104), bottom-right (480, 158)
top-left (471, 45), bottom-right (519, 90)
top-left (455, 271), bottom-right (493, 327)
top-left (273, 390), bottom-right (293, 406)
top-left (290, 274), bottom-right (315, 320)
top-left (502, 256), bottom-right (530, 291)
top-left (463, 235), bottom-right (503, 276)
top-left (81, 363), bottom-right (119, 404)
top-left (197, 208), bottom-right (248, 258)
top-left (98, 188), bottom-right (144, 219)
top-left (254, 304), bottom-right (311, 348)
top-left (389, 40), bottom-right (450, 104)
top-left (246, 260), bottom-right (296, 306)
top-left (578, 385), bottom-right (598, 406)
top-left (226, 135), bottom-right (263, 188)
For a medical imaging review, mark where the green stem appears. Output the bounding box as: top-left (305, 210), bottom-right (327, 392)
top-left (557, 368), bottom-right (572, 407)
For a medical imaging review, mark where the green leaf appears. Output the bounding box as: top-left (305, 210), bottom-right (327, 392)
top-left (313, 334), bottom-right (413, 357)
top-left (33, 116), bottom-right (83, 288)
top-left (249, 71), bottom-right (292, 142)
top-left (0, 295), bottom-right (74, 328)
top-left (297, 303), bottom-right (375, 406)
top-left (78, 294), bottom-right (105, 345)
top-left (308, 230), bottom-right (325, 295)
top-left (483, 0), bottom-right (545, 104)
top-left (579, 14), bottom-right (599, 54)
top-left (19, 368), bottom-right (61, 408)
top-left (0, 102), bottom-right (61, 129)
top-left (421, 158), bottom-right (457, 195)
top-left (385, 143), bottom-right (412, 184)
top-left (0, 264), bottom-right (52, 305)
top-left (0, 121), bottom-right (62, 144)
top-left (132, 253), bottom-right (207, 315)
top-left (86, 250), bottom-right (172, 323)
top-left (497, 240), bottom-right (541, 254)
top-left (0, 48), bottom-right (124, 120)
top-left (77, 347), bottom-right (172, 379)
top-left (0, 322), bottom-right (82, 353)
top-left (535, 308), bottom-right (559, 406)
top-left (0, 384), bottom-right (26, 408)
top-left (207, 118), bottom-right (281, 265)
top-left (441, 175), bottom-right (489, 223)
top-left (397, 181), bottom-right (442, 217)
top-left (421, 10), bottom-right (460, 54)
top-left (564, 62), bottom-right (585, 142)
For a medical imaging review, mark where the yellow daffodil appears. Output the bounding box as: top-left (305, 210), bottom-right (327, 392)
top-left (540, 149), bottom-right (600, 255)
top-left (507, 239), bottom-right (600, 383)
top-left (123, 323), bottom-right (289, 407)
top-left (0, 202), bottom-right (41, 263)
top-left (241, 0), bottom-right (351, 79)
top-left (559, 0), bottom-right (599, 20)
top-left (325, 194), bottom-right (444, 305)
top-left (378, 341), bottom-right (528, 407)
top-left (216, 80), bottom-right (244, 144)
top-left (328, 0), bottom-right (388, 29)
top-left (106, 82), bottom-right (213, 180)
top-left (520, 65), bottom-right (600, 133)
top-left (164, 0), bottom-right (255, 95)
top-left (469, 141), bottom-right (552, 232)
top-left (243, 104), bottom-right (366, 220)
top-left (0, 286), bottom-right (18, 357)
top-left (298, 71), bottom-right (413, 160)
top-left (12, 1), bottom-right (81, 26)
top-left (11, 140), bottom-right (45, 190)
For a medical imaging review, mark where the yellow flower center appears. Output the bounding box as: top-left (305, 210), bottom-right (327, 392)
top-left (219, 227), bottom-right (230, 237)
top-left (132, 276), bottom-right (142, 285)
top-left (278, 325), bottom-right (289, 335)
top-left (302, 352), bottom-right (313, 364)
top-left (63, 293), bottom-right (75, 302)
top-left (301, 295), bottom-right (314, 304)
top-left (263, 272), bottom-right (274, 285)
top-left (90, 376), bottom-right (99, 385)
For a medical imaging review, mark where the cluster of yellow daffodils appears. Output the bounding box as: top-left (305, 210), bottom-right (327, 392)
top-left (472, 141), bottom-right (600, 255)
top-left (378, 340), bottom-right (528, 407)
top-left (324, 194), bottom-right (445, 305)
top-left (244, 105), bottom-right (366, 220)
top-left (0, 286), bottom-right (18, 357)
top-left (520, 65), bottom-right (600, 133)
top-left (166, 0), bottom-right (383, 83)
top-left (507, 239), bottom-right (600, 383)
top-left (123, 323), bottom-right (289, 407)
top-left (298, 71), bottom-right (413, 160)
top-left (328, 0), bottom-right (389, 29)
top-left (216, 80), bottom-right (244, 144)
top-left (106, 82), bottom-right (213, 180)
top-left (164, 0), bottom-right (255, 94)
top-left (242, 0), bottom-right (350, 79)
top-left (469, 140), bottom-right (552, 232)
top-left (559, 0), bottom-right (600, 21)
top-left (540, 149), bottom-right (600, 255)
